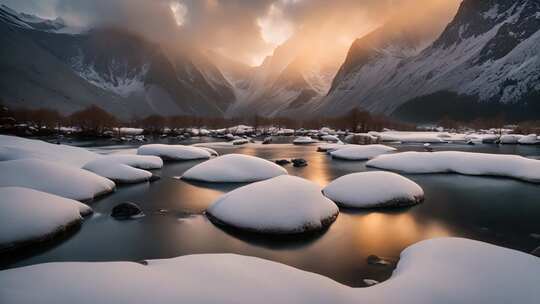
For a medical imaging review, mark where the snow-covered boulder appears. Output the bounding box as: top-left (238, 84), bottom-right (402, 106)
top-left (371, 131), bottom-right (446, 143)
top-left (367, 151), bottom-right (540, 183)
top-left (1, 238), bottom-right (539, 304)
top-left (322, 172), bottom-right (424, 208)
top-left (83, 156), bottom-right (157, 184)
top-left (293, 136), bottom-right (317, 145)
top-left (0, 135), bottom-right (98, 167)
top-left (321, 135), bottom-right (340, 143)
top-left (518, 134), bottom-right (539, 145)
top-left (330, 145), bottom-right (396, 160)
top-left (232, 138), bottom-right (249, 145)
top-left (499, 134), bottom-right (523, 144)
top-left (193, 146), bottom-right (219, 156)
top-left (0, 187), bottom-right (91, 251)
top-left (137, 144), bottom-right (211, 161)
top-left (181, 154), bottom-right (287, 183)
top-left (0, 159), bottom-right (115, 201)
top-left (207, 176), bottom-right (339, 234)
top-left (317, 143), bottom-right (347, 153)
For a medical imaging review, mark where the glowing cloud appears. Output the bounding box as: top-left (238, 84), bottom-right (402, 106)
top-left (170, 1), bottom-right (187, 27)
top-left (257, 4), bottom-right (294, 46)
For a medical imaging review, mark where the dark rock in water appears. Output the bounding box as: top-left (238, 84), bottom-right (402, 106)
top-left (292, 158), bottom-right (308, 167)
top-left (275, 159), bottom-right (290, 166)
top-left (149, 174), bottom-right (161, 182)
top-left (262, 137), bottom-right (272, 144)
top-left (135, 260), bottom-right (148, 265)
top-left (367, 254), bottom-right (391, 266)
top-left (531, 246), bottom-right (540, 257)
top-left (466, 140), bottom-right (475, 145)
top-left (111, 202), bottom-right (143, 219)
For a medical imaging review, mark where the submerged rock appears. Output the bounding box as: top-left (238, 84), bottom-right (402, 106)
top-left (274, 159), bottom-right (290, 166)
top-left (111, 202), bottom-right (143, 220)
top-left (149, 174), bottom-right (161, 182)
top-left (292, 158), bottom-right (308, 167)
top-left (531, 246), bottom-right (540, 257)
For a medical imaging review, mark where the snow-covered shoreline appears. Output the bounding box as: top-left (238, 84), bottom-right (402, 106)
top-left (367, 151), bottom-right (540, 183)
top-left (1, 238), bottom-right (538, 304)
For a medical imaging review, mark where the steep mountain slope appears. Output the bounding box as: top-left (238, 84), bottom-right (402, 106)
top-left (321, 0), bottom-right (540, 122)
top-left (222, 38), bottom-right (338, 118)
top-left (0, 6), bottom-right (235, 118)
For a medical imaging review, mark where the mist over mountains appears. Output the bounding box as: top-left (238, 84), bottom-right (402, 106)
top-left (1, 0), bottom-right (539, 122)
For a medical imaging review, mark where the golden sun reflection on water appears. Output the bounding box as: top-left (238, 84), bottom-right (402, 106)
top-left (342, 212), bottom-right (451, 256)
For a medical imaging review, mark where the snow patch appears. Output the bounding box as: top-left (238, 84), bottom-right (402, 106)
top-left (323, 172), bottom-right (424, 208)
top-left (0, 159), bottom-right (115, 201)
top-left (137, 144), bottom-right (211, 161)
top-left (0, 238), bottom-right (538, 304)
top-left (0, 187), bottom-right (91, 250)
top-left (182, 154), bottom-right (287, 183)
top-left (330, 145), bottom-right (396, 160)
top-left (207, 175), bottom-right (339, 234)
top-left (367, 151), bottom-right (540, 183)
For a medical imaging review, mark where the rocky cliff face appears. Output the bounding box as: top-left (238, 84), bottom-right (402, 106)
top-left (0, 5), bottom-right (235, 119)
top-left (320, 0), bottom-right (540, 122)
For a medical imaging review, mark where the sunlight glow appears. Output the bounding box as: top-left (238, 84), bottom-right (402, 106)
top-left (257, 4), bottom-right (294, 46)
top-left (170, 1), bottom-right (187, 27)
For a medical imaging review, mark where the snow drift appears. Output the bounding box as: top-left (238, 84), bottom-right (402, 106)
top-left (0, 159), bottom-right (115, 201)
top-left (0, 238), bottom-right (538, 304)
top-left (330, 145), bottom-right (396, 160)
top-left (207, 175), bottom-right (339, 234)
top-left (182, 154), bottom-right (287, 183)
top-left (323, 172), bottom-right (424, 208)
top-left (0, 187), bottom-right (92, 251)
top-left (367, 151), bottom-right (540, 183)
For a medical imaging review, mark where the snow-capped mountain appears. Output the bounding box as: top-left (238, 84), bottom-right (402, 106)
top-left (0, 4), bottom-right (67, 32)
top-left (0, 6), bottom-right (235, 118)
top-left (222, 38), bottom-right (338, 118)
top-left (320, 0), bottom-right (540, 122)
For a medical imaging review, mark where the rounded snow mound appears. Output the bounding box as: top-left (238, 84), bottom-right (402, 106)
top-left (137, 144), bottom-right (211, 161)
top-left (182, 154), bottom-right (287, 183)
top-left (366, 151), bottom-right (540, 183)
top-left (83, 155), bottom-right (162, 184)
top-left (206, 175), bottom-right (339, 234)
top-left (0, 159), bottom-right (115, 201)
top-left (322, 172), bottom-right (424, 208)
top-left (293, 136), bottom-right (317, 145)
top-left (0, 187), bottom-right (92, 251)
top-left (330, 144), bottom-right (396, 160)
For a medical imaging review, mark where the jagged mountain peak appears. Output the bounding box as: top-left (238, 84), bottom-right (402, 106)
top-left (319, 0), bottom-right (540, 121)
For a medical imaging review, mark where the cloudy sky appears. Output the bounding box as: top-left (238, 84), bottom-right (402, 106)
top-left (1, 0), bottom-right (461, 66)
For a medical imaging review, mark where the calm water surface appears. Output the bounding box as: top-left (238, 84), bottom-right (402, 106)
top-left (2, 139), bottom-right (540, 286)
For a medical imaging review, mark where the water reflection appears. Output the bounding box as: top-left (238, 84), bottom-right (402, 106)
top-left (2, 142), bottom-right (540, 287)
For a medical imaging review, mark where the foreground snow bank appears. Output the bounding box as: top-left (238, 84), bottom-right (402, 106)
top-left (207, 176), bottom-right (339, 234)
top-left (0, 159), bottom-right (115, 201)
top-left (0, 135), bottom-right (98, 167)
top-left (1, 238), bottom-right (538, 304)
top-left (367, 151), bottom-right (540, 183)
top-left (182, 154), bottom-right (287, 183)
top-left (330, 145), bottom-right (396, 160)
top-left (0, 187), bottom-right (91, 251)
top-left (323, 172), bottom-right (424, 208)
top-left (82, 155), bottom-right (162, 184)
top-left (137, 144), bottom-right (211, 161)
